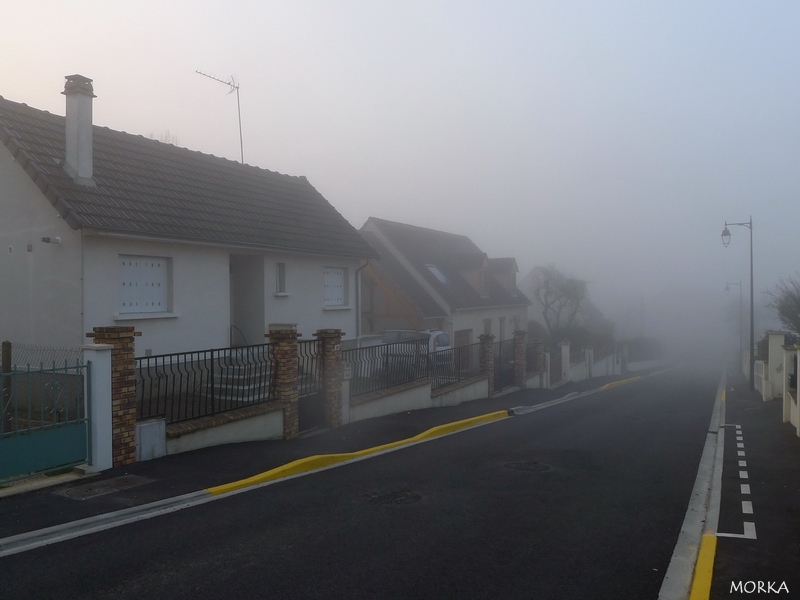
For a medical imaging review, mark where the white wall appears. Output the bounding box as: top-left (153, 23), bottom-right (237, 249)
top-left (0, 144), bottom-right (84, 347)
top-left (82, 236), bottom-right (231, 356)
top-left (263, 253), bottom-right (361, 342)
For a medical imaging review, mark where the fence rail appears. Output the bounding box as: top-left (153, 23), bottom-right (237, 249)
top-left (344, 339), bottom-right (429, 397)
top-left (136, 344), bottom-right (277, 424)
top-left (430, 343), bottom-right (482, 390)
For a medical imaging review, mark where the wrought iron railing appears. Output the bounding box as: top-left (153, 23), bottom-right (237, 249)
top-left (298, 339), bottom-right (321, 397)
top-left (136, 344), bottom-right (277, 424)
top-left (343, 339), bottom-right (429, 397)
top-left (430, 342), bottom-right (482, 390)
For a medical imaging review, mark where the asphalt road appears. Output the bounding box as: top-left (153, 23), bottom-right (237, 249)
top-left (1, 367), bottom-right (718, 599)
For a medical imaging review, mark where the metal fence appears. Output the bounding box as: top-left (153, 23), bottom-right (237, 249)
top-left (494, 339), bottom-right (515, 391)
top-left (343, 338), bottom-right (429, 397)
top-left (297, 339), bottom-right (321, 396)
top-left (2, 340), bottom-right (83, 370)
top-left (136, 344), bottom-right (277, 424)
top-left (1, 362), bottom-right (89, 480)
top-left (430, 342), bottom-right (482, 391)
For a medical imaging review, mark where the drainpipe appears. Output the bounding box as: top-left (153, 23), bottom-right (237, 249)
top-left (355, 260), bottom-right (369, 343)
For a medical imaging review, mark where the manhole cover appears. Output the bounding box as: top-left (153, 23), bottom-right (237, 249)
top-left (54, 475), bottom-right (154, 500)
top-left (364, 490), bottom-right (421, 505)
top-left (503, 460), bottom-right (549, 472)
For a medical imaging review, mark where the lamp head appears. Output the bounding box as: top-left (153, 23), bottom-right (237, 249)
top-left (721, 226), bottom-right (731, 247)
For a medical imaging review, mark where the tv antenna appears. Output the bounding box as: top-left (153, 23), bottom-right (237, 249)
top-left (196, 70), bottom-right (244, 164)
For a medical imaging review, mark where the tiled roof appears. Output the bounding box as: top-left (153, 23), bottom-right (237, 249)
top-left (0, 96), bottom-right (378, 258)
top-left (360, 230), bottom-right (446, 318)
top-left (362, 217), bottom-right (529, 311)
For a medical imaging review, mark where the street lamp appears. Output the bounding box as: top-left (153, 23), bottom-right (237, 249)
top-left (721, 217), bottom-right (754, 390)
top-left (725, 281), bottom-right (743, 371)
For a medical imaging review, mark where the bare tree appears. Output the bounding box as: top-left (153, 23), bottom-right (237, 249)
top-left (768, 273), bottom-right (800, 335)
top-left (529, 265), bottom-right (589, 335)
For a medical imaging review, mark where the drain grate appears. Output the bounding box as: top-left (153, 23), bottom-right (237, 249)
top-left (364, 490), bottom-right (421, 505)
top-left (54, 475), bottom-right (154, 500)
top-left (503, 460), bottom-right (550, 472)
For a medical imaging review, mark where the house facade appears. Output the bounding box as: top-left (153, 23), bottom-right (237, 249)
top-left (359, 217), bottom-right (529, 346)
top-left (0, 75), bottom-right (378, 355)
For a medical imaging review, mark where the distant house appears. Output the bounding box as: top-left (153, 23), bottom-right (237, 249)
top-left (0, 75), bottom-right (378, 355)
top-left (359, 217), bottom-right (529, 346)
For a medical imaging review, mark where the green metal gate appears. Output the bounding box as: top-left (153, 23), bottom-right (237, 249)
top-left (0, 362), bottom-right (90, 482)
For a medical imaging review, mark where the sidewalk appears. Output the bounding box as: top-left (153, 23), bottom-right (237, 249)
top-left (709, 373), bottom-right (800, 598)
top-left (0, 376), bottom-right (624, 541)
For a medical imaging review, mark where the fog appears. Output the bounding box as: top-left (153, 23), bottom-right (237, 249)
top-left (4, 1), bottom-right (798, 353)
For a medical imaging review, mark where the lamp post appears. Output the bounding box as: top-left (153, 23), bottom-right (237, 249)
top-left (725, 281), bottom-right (743, 371)
top-left (721, 217), bottom-right (754, 390)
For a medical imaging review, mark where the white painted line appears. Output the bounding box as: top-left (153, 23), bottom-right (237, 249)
top-left (742, 501), bottom-right (753, 514)
top-left (736, 425), bottom-right (742, 430)
top-left (738, 451), bottom-right (745, 457)
top-left (0, 490), bottom-right (213, 558)
top-left (741, 484), bottom-right (751, 494)
top-left (718, 522), bottom-right (757, 539)
top-left (739, 471), bottom-right (749, 479)
top-left (736, 436), bottom-right (743, 442)
top-left (737, 443), bottom-right (744, 448)
top-left (738, 461), bottom-right (747, 467)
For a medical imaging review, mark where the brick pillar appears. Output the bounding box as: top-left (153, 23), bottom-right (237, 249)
top-left (514, 330), bottom-right (527, 389)
top-left (86, 326), bottom-right (140, 468)
top-left (315, 329), bottom-right (344, 428)
top-left (479, 334), bottom-right (495, 397)
top-left (268, 324), bottom-right (299, 439)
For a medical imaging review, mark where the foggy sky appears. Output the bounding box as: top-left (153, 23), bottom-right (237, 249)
top-left (3, 1), bottom-right (798, 347)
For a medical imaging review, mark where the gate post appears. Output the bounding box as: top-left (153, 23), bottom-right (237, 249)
top-left (269, 324), bottom-right (300, 439)
top-left (514, 330), bottom-right (527, 389)
top-left (479, 334), bottom-right (495, 397)
top-left (315, 329), bottom-right (343, 429)
top-left (86, 326), bottom-right (140, 468)
top-left (560, 340), bottom-right (571, 382)
top-left (1, 341), bottom-right (10, 408)
top-left (79, 343), bottom-right (114, 472)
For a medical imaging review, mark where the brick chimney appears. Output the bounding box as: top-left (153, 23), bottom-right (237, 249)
top-left (62, 74), bottom-right (96, 185)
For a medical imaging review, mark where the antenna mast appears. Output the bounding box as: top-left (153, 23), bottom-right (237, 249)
top-left (196, 70), bottom-right (244, 164)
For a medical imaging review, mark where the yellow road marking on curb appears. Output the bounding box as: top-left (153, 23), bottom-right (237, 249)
top-left (206, 410), bottom-right (509, 496)
top-left (689, 534), bottom-right (717, 600)
top-left (600, 376), bottom-right (643, 390)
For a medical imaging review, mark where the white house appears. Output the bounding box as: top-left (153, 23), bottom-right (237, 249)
top-left (359, 217), bottom-right (529, 347)
top-left (0, 75), bottom-right (378, 355)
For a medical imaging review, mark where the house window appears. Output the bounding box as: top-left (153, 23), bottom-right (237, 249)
top-left (119, 255), bottom-right (170, 313)
top-left (323, 267), bottom-right (348, 306)
top-left (276, 262), bottom-right (286, 293)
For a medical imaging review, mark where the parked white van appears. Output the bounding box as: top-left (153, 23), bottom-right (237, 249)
top-left (381, 329), bottom-right (451, 353)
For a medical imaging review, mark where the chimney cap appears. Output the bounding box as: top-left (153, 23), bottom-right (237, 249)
top-left (62, 74), bottom-right (96, 98)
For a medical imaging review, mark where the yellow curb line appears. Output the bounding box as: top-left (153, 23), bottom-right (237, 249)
top-left (206, 410), bottom-right (510, 496)
top-left (648, 367), bottom-right (674, 377)
top-left (600, 376), bottom-right (643, 390)
top-left (689, 534), bottom-right (717, 600)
